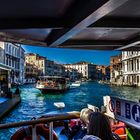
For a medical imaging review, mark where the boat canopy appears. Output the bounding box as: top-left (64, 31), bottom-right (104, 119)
top-left (38, 76), bottom-right (66, 79)
top-left (0, 0), bottom-right (140, 51)
top-left (38, 76), bottom-right (67, 83)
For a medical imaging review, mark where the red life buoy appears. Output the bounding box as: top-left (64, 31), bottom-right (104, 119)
top-left (10, 124), bottom-right (58, 140)
top-left (111, 122), bottom-right (127, 140)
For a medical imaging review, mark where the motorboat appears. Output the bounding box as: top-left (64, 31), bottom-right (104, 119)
top-left (70, 81), bottom-right (81, 89)
top-left (98, 80), bottom-right (105, 84)
top-left (36, 76), bottom-right (70, 94)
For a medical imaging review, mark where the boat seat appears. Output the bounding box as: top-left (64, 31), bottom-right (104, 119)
top-left (54, 126), bottom-right (68, 140)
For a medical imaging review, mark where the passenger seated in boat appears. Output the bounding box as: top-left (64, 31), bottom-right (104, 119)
top-left (82, 112), bottom-right (114, 140)
top-left (80, 108), bottom-right (93, 125)
top-left (71, 108), bottom-right (93, 140)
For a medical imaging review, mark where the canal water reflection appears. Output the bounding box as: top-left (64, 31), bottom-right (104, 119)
top-left (0, 82), bottom-right (140, 139)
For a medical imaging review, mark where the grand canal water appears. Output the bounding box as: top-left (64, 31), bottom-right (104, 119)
top-left (0, 82), bottom-right (140, 139)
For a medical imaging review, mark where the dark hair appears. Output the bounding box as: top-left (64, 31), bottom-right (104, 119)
top-left (88, 112), bottom-right (114, 140)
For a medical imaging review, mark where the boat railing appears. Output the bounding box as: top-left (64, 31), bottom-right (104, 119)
top-left (0, 111), bottom-right (80, 140)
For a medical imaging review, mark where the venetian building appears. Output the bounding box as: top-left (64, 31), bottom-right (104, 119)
top-left (25, 53), bottom-right (66, 79)
top-left (19, 47), bottom-right (25, 83)
top-left (0, 42), bottom-right (5, 64)
top-left (25, 63), bottom-right (39, 79)
top-left (64, 61), bottom-right (96, 80)
top-left (45, 60), bottom-right (65, 76)
top-left (122, 51), bottom-right (140, 86)
top-left (110, 54), bottom-right (122, 85)
top-left (96, 65), bottom-right (110, 81)
top-left (64, 67), bottom-right (82, 81)
top-left (45, 60), bottom-right (55, 76)
top-left (53, 63), bottom-right (65, 76)
top-left (25, 53), bottom-right (46, 79)
top-left (37, 56), bottom-right (46, 76)
top-left (4, 43), bottom-right (25, 84)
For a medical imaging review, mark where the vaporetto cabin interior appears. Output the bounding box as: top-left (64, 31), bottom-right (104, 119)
top-left (0, 0), bottom-right (140, 140)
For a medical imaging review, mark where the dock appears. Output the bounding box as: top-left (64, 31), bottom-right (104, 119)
top-left (0, 94), bottom-right (21, 120)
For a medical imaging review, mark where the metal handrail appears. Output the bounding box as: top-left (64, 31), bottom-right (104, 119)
top-left (0, 111), bottom-right (80, 130)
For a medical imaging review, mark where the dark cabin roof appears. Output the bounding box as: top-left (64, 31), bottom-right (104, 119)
top-left (0, 0), bottom-right (140, 51)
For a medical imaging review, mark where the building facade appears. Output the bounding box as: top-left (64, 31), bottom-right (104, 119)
top-left (96, 65), bottom-right (110, 81)
top-left (0, 42), bottom-right (5, 64)
top-left (25, 63), bottom-right (39, 81)
top-left (122, 51), bottom-right (140, 86)
top-left (64, 61), bottom-right (96, 80)
top-left (53, 63), bottom-right (65, 76)
top-left (25, 53), bottom-right (65, 80)
top-left (110, 54), bottom-right (122, 85)
top-left (45, 60), bottom-right (65, 76)
top-left (37, 56), bottom-right (46, 76)
top-left (19, 47), bottom-right (25, 83)
top-left (64, 67), bottom-right (82, 81)
top-left (2, 42), bottom-right (25, 84)
top-left (25, 53), bottom-right (46, 78)
top-left (45, 60), bottom-right (55, 76)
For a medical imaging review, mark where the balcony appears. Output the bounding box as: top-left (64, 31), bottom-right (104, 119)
top-left (123, 70), bottom-right (140, 75)
top-left (122, 53), bottom-right (140, 61)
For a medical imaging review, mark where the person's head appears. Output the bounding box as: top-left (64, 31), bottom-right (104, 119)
top-left (87, 112), bottom-right (114, 140)
top-left (80, 108), bottom-right (93, 124)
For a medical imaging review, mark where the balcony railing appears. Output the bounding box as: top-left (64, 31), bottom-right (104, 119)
top-left (122, 53), bottom-right (140, 60)
top-left (123, 70), bottom-right (140, 75)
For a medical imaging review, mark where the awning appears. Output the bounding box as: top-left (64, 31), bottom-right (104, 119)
top-left (0, 63), bottom-right (11, 71)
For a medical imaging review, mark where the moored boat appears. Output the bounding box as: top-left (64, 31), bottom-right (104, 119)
top-left (36, 76), bottom-right (70, 94)
top-left (0, 63), bottom-right (21, 119)
top-left (70, 81), bottom-right (81, 89)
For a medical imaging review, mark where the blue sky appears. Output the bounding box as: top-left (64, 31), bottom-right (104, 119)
top-left (23, 45), bottom-right (121, 66)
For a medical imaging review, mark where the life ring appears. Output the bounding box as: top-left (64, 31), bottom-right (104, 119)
top-left (10, 124), bottom-right (58, 140)
top-left (111, 122), bottom-right (127, 140)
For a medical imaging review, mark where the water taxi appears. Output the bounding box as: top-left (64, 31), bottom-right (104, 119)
top-left (36, 76), bottom-right (70, 93)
